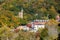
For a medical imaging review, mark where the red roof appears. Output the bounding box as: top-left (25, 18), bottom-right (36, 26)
top-left (33, 22), bottom-right (46, 25)
top-left (27, 24), bottom-right (32, 28)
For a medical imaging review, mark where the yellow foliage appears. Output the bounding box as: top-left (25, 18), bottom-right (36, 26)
top-left (23, 3), bottom-right (29, 8)
top-left (46, 19), bottom-right (58, 26)
top-left (38, 0), bottom-right (44, 3)
top-left (50, 6), bottom-right (57, 13)
top-left (41, 7), bottom-right (47, 12)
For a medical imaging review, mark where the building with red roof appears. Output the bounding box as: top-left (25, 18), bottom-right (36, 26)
top-left (29, 20), bottom-right (49, 32)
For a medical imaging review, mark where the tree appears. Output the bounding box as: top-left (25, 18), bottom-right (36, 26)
top-left (45, 19), bottom-right (58, 40)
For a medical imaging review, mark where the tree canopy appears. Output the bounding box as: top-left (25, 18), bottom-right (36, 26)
top-left (0, 0), bottom-right (60, 28)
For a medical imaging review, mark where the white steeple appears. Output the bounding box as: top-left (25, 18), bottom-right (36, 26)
top-left (19, 8), bottom-right (23, 19)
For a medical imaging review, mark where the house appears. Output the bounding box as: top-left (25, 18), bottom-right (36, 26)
top-left (16, 26), bottom-right (29, 31)
top-left (30, 20), bottom-right (49, 32)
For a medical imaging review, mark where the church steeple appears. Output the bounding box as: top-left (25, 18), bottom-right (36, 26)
top-left (18, 8), bottom-right (23, 19)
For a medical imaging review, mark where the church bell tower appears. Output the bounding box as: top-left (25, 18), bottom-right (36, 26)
top-left (19, 8), bottom-right (23, 19)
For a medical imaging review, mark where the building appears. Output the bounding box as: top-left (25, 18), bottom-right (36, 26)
top-left (30, 20), bottom-right (49, 32)
top-left (18, 9), bottom-right (23, 19)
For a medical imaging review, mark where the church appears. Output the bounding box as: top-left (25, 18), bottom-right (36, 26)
top-left (18, 9), bottom-right (23, 19)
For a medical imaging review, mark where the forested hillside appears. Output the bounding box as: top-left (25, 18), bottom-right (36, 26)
top-left (0, 0), bottom-right (60, 40)
top-left (0, 0), bottom-right (60, 28)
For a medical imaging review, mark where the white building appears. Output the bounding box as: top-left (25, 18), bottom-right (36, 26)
top-left (31, 20), bottom-right (49, 32)
top-left (17, 26), bottom-right (29, 31)
top-left (19, 9), bottom-right (23, 19)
